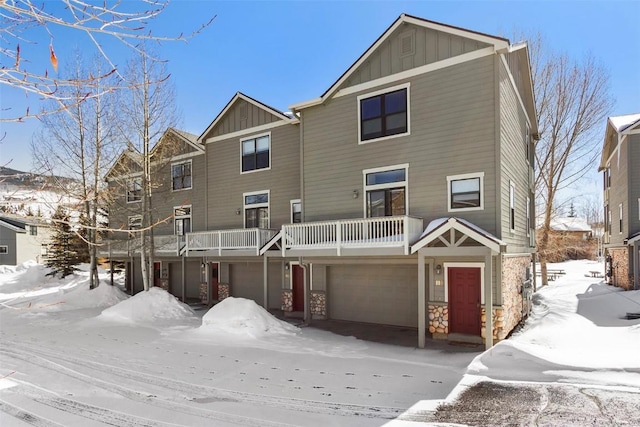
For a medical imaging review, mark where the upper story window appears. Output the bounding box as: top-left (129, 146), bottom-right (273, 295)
top-left (605, 167), bottom-right (611, 188)
top-left (126, 177), bottom-right (142, 203)
top-left (241, 133), bottom-right (270, 173)
top-left (174, 206), bottom-right (192, 236)
top-left (509, 182), bottom-right (516, 231)
top-left (619, 203), bottom-right (623, 234)
top-left (526, 195), bottom-right (531, 237)
top-left (28, 225), bottom-right (37, 236)
top-left (363, 164), bottom-right (408, 217)
top-left (525, 125), bottom-right (531, 162)
top-left (0, 245), bottom-right (7, 254)
top-left (447, 172), bottom-right (484, 212)
top-left (172, 161), bottom-right (192, 191)
top-left (291, 200), bottom-right (302, 224)
top-left (244, 190), bottom-right (269, 228)
top-left (128, 215), bottom-right (142, 229)
top-left (358, 83), bottom-right (410, 143)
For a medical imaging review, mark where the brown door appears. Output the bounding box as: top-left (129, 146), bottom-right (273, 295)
top-left (448, 267), bottom-right (481, 335)
top-left (211, 263), bottom-right (219, 301)
top-left (292, 265), bottom-right (304, 312)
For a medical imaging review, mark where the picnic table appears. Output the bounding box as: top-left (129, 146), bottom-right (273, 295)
top-left (536, 269), bottom-right (566, 281)
top-left (588, 270), bottom-right (603, 278)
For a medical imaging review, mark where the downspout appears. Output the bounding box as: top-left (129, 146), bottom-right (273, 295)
top-left (297, 109), bottom-right (305, 222)
top-left (299, 256), bottom-right (311, 325)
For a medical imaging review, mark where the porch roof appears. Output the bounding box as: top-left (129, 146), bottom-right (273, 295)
top-left (411, 217), bottom-right (505, 254)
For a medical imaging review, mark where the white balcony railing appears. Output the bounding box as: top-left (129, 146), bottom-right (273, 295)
top-left (282, 215), bottom-right (423, 256)
top-left (99, 235), bottom-right (182, 257)
top-left (184, 228), bottom-right (278, 256)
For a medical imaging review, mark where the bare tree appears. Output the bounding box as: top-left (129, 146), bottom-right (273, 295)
top-left (529, 34), bottom-right (613, 284)
top-left (32, 52), bottom-right (121, 289)
top-left (1, 0), bottom-right (213, 122)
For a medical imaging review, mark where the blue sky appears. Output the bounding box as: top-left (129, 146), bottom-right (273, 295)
top-left (1, 0), bottom-right (639, 174)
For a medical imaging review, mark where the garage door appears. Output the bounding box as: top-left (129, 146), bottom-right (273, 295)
top-left (327, 264), bottom-right (418, 327)
top-left (230, 263), bottom-right (264, 305)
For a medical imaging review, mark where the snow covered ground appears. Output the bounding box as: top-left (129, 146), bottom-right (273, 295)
top-left (0, 260), bottom-right (639, 426)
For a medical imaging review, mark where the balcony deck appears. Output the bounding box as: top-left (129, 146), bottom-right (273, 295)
top-left (281, 215), bottom-right (423, 257)
top-left (183, 228), bottom-right (279, 257)
top-left (98, 235), bottom-right (182, 258)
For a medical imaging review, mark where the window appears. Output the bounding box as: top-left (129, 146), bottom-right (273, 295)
top-left (525, 125), bottom-right (530, 162)
top-left (241, 134), bottom-right (270, 173)
top-left (447, 172), bottom-right (484, 211)
top-left (358, 84), bottom-right (409, 143)
top-left (619, 203), bottom-right (623, 234)
top-left (526, 196), bottom-right (531, 237)
top-left (638, 198), bottom-right (640, 221)
top-left (128, 215), bottom-right (142, 229)
top-left (126, 177), bottom-right (142, 203)
top-left (28, 225), bottom-right (37, 236)
top-left (509, 182), bottom-right (516, 231)
top-left (174, 206), bottom-right (192, 235)
top-left (363, 165), bottom-right (408, 217)
top-left (0, 245), bottom-right (7, 254)
top-left (244, 191), bottom-right (269, 228)
top-left (172, 161), bottom-right (192, 191)
top-left (41, 244), bottom-right (48, 256)
top-left (290, 200), bottom-right (302, 224)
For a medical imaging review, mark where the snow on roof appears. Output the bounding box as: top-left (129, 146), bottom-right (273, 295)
top-left (610, 113), bottom-right (640, 133)
top-left (549, 217), bottom-right (592, 232)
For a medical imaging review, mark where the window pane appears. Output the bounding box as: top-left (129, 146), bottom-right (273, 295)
top-left (245, 209), bottom-right (257, 228)
top-left (256, 151), bottom-right (269, 169)
top-left (390, 188), bottom-right (406, 215)
top-left (385, 90), bottom-right (406, 114)
top-left (258, 207), bottom-right (269, 229)
top-left (172, 164), bottom-right (182, 178)
top-left (367, 190), bottom-right (387, 218)
top-left (173, 177), bottom-right (182, 190)
top-left (243, 140), bottom-right (255, 155)
top-left (256, 136), bottom-right (269, 152)
top-left (362, 118), bottom-right (382, 140)
top-left (242, 155), bottom-right (255, 172)
top-left (366, 169), bottom-right (405, 185)
top-left (184, 175), bottom-right (192, 188)
top-left (452, 193), bottom-right (480, 209)
top-left (245, 193), bottom-right (268, 205)
top-left (386, 112), bottom-right (407, 134)
top-left (451, 178), bottom-right (479, 194)
top-left (361, 96), bottom-right (381, 120)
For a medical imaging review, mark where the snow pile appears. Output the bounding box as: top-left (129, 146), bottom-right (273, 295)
top-left (200, 297), bottom-right (299, 338)
top-left (100, 287), bottom-right (196, 323)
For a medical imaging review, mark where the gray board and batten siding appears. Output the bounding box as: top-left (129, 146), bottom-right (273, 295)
top-left (609, 135), bottom-right (629, 245)
top-left (628, 132), bottom-right (640, 237)
top-left (204, 98), bottom-right (283, 140)
top-left (301, 54), bottom-right (499, 236)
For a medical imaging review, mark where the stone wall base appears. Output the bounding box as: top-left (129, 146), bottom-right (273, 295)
top-left (218, 283), bottom-right (230, 301)
top-left (608, 248), bottom-right (632, 290)
top-left (310, 290), bottom-right (326, 319)
top-left (281, 289), bottom-right (293, 312)
top-left (199, 282), bottom-right (208, 304)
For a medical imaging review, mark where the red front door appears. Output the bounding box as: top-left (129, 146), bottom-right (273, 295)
top-left (292, 265), bottom-right (304, 312)
top-left (211, 263), bottom-right (219, 301)
top-left (448, 267), bottom-right (481, 335)
top-left (153, 262), bottom-right (161, 288)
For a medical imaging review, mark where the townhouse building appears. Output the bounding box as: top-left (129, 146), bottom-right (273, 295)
top-left (102, 14), bottom-right (538, 349)
top-left (0, 216), bottom-right (52, 265)
top-left (599, 113), bottom-right (640, 290)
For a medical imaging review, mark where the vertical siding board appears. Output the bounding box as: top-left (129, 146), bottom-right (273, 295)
top-left (630, 135), bottom-right (640, 236)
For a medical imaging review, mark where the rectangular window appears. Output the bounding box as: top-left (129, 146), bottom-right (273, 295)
top-left (447, 172), bottom-right (484, 211)
top-left (241, 134), bottom-right (270, 173)
top-left (510, 182), bottom-right (516, 231)
top-left (525, 125), bottom-right (530, 162)
top-left (363, 165), bottom-right (408, 217)
top-left (126, 177), bottom-right (142, 203)
top-left (619, 203), bottom-right (623, 234)
top-left (244, 191), bottom-right (269, 228)
top-left (128, 215), bottom-right (142, 229)
top-left (358, 84), bottom-right (409, 143)
top-left (290, 200), bottom-right (302, 224)
top-left (526, 196), bottom-right (531, 237)
top-left (171, 161), bottom-right (192, 191)
top-left (41, 244), bottom-right (48, 256)
top-left (174, 206), bottom-right (192, 235)
top-left (28, 225), bottom-right (37, 236)
top-left (0, 245), bottom-right (7, 254)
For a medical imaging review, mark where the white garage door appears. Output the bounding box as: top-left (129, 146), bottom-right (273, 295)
top-left (327, 264), bottom-right (418, 327)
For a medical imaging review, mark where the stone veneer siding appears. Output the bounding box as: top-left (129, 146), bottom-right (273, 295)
top-left (158, 279), bottom-right (169, 291)
top-left (310, 291), bottom-right (326, 318)
top-left (281, 289), bottom-right (293, 312)
top-left (481, 307), bottom-right (506, 341)
top-left (500, 255), bottom-right (530, 338)
top-left (218, 283), bottom-right (230, 301)
top-left (608, 248), bottom-right (632, 290)
top-left (199, 282), bottom-right (208, 303)
top-left (428, 304), bottom-right (448, 335)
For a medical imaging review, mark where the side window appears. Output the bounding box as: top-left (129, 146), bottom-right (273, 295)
top-left (174, 206), bottom-right (192, 235)
top-left (29, 225), bottom-right (38, 236)
top-left (126, 177), bottom-right (142, 203)
top-left (358, 83), bottom-right (410, 143)
top-left (241, 134), bottom-right (270, 173)
top-left (244, 191), bottom-right (269, 228)
top-left (172, 161), bottom-right (192, 191)
top-left (290, 200), bottom-right (302, 224)
top-left (363, 165), bottom-right (408, 217)
top-left (447, 173), bottom-right (484, 212)
top-left (509, 181), bottom-right (516, 231)
top-left (619, 203), bottom-right (623, 234)
top-left (0, 245), bottom-right (8, 254)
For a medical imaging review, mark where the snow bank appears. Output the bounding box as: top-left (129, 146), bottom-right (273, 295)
top-left (200, 297), bottom-right (298, 338)
top-left (100, 287), bottom-right (196, 323)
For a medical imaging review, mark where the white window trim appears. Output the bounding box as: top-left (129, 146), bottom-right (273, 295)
top-left (287, 261), bottom-right (314, 291)
top-left (240, 131), bottom-right (272, 175)
top-left (174, 205), bottom-right (192, 235)
top-left (509, 181), bottom-right (516, 232)
top-left (171, 159), bottom-right (193, 192)
top-left (447, 172), bottom-right (485, 212)
top-left (357, 82), bottom-right (411, 145)
top-left (243, 189), bottom-right (270, 228)
top-left (126, 177), bottom-right (143, 204)
top-left (290, 199), bottom-right (301, 224)
top-left (443, 262), bottom-right (485, 304)
top-left (0, 245), bottom-right (8, 254)
top-left (638, 198), bottom-right (640, 221)
top-left (362, 163), bottom-right (409, 217)
top-left (526, 196), bottom-right (531, 237)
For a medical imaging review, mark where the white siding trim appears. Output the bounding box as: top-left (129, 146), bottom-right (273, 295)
top-left (443, 262), bottom-right (485, 304)
top-left (447, 172), bottom-right (485, 212)
top-left (356, 83), bottom-right (411, 144)
top-left (171, 151), bottom-right (204, 161)
top-left (205, 121), bottom-right (290, 144)
top-left (500, 55), bottom-right (534, 128)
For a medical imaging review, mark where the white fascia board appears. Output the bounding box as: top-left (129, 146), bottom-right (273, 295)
top-left (171, 151), bottom-right (204, 162)
top-left (500, 55), bottom-right (534, 130)
top-left (402, 15), bottom-right (509, 50)
top-left (0, 220), bottom-right (26, 233)
top-left (289, 97), bottom-right (323, 112)
top-left (204, 120), bottom-right (293, 144)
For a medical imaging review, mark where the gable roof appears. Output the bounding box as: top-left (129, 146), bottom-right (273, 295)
top-left (290, 13), bottom-right (510, 111)
top-left (198, 92), bottom-right (298, 142)
top-left (411, 217), bottom-right (505, 254)
top-left (548, 217), bottom-right (592, 233)
top-left (0, 216), bottom-right (48, 233)
top-left (599, 113), bottom-right (640, 171)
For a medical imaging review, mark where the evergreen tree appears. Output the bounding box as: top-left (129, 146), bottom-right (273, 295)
top-left (45, 207), bottom-right (82, 278)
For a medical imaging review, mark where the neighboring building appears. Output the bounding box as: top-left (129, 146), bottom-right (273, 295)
top-left (539, 217), bottom-right (595, 262)
top-left (0, 216), bottom-right (52, 265)
top-left (102, 14), bottom-right (538, 349)
top-left (599, 113), bottom-right (640, 290)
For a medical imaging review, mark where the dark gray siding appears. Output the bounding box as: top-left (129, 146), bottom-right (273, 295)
top-left (499, 58), bottom-right (532, 250)
top-left (341, 24), bottom-right (490, 91)
top-left (206, 123), bottom-right (300, 230)
top-left (609, 137), bottom-right (629, 245)
top-left (228, 261), bottom-right (281, 308)
top-left (302, 55), bottom-right (498, 234)
top-left (0, 226), bottom-right (17, 265)
top-left (207, 100), bottom-right (281, 139)
top-left (628, 133), bottom-right (640, 237)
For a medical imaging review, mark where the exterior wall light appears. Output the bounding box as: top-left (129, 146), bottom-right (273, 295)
top-left (353, 189), bottom-right (359, 199)
top-left (435, 264), bottom-right (442, 275)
